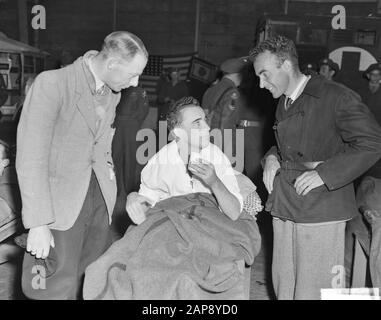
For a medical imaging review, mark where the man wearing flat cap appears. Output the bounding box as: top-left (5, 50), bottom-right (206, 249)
top-left (301, 62), bottom-right (318, 76)
top-left (359, 63), bottom-right (381, 116)
top-left (319, 58), bottom-right (339, 81)
top-left (202, 57), bottom-right (249, 168)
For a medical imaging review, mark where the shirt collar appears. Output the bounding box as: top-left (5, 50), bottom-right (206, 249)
top-left (301, 74), bottom-right (327, 99)
top-left (287, 74), bottom-right (310, 101)
top-left (82, 50), bottom-right (108, 95)
top-left (88, 57), bottom-right (105, 91)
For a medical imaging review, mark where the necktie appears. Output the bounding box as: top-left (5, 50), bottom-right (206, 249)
top-left (96, 85), bottom-right (108, 96)
top-left (285, 97), bottom-right (293, 110)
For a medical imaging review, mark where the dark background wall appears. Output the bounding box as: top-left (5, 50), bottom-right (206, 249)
top-left (0, 0), bottom-right (379, 68)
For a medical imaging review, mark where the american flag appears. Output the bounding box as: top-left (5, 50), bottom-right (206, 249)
top-left (139, 52), bottom-right (196, 102)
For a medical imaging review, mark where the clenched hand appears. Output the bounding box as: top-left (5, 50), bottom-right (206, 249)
top-left (294, 170), bottom-right (324, 196)
top-left (27, 225), bottom-right (55, 259)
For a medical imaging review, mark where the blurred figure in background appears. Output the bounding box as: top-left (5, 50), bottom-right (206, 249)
top-left (0, 73), bottom-right (8, 110)
top-left (111, 85), bottom-right (149, 239)
top-left (356, 176), bottom-right (381, 290)
top-left (345, 62), bottom-right (381, 288)
top-left (301, 62), bottom-right (318, 76)
top-left (358, 63), bottom-right (381, 120)
top-left (318, 58), bottom-right (339, 81)
top-left (202, 57), bottom-right (250, 172)
top-left (156, 67), bottom-right (189, 121)
top-left (203, 57), bottom-right (248, 131)
top-left (59, 50), bottom-right (75, 69)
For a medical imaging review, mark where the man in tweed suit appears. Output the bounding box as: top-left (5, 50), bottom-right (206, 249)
top-left (16, 31), bottom-right (148, 299)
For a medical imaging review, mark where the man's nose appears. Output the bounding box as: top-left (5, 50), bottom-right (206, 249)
top-left (202, 120), bottom-right (210, 131)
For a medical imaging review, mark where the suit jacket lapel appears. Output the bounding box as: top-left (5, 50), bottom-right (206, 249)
top-left (75, 91), bottom-right (97, 136)
top-left (95, 95), bottom-right (118, 140)
top-left (73, 58), bottom-right (97, 136)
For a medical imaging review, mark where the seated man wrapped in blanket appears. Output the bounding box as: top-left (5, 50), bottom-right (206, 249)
top-left (83, 97), bottom-right (262, 300)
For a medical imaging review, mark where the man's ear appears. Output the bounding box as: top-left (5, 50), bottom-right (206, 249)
top-left (282, 59), bottom-right (292, 72)
top-left (172, 127), bottom-right (181, 139)
top-left (106, 57), bottom-right (120, 70)
top-left (172, 127), bottom-right (186, 141)
top-left (168, 130), bottom-right (176, 141)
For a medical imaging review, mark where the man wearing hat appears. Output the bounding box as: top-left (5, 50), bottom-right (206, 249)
top-left (319, 58), bottom-right (339, 81)
top-left (301, 62), bottom-right (318, 76)
top-left (359, 63), bottom-right (381, 118)
top-left (202, 57), bottom-right (249, 169)
top-left (357, 63), bottom-right (381, 193)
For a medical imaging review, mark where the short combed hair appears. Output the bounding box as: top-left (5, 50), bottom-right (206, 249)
top-left (249, 35), bottom-right (299, 70)
top-left (101, 31), bottom-right (148, 61)
top-left (166, 96), bottom-right (200, 132)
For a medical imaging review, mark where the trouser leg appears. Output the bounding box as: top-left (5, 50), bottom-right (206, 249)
top-left (22, 172), bottom-right (111, 300)
top-left (272, 218), bottom-right (296, 300)
top-left (369, 218), bottom-right (381, 289)
top-left (293, 221), bottom-right (346, 300)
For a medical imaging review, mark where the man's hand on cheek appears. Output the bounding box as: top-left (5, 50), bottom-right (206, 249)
top-left (188, 159), bottom-right (218, 188)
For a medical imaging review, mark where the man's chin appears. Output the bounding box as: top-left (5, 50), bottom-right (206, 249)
top-left (107, 84), bottom-right (124, 93)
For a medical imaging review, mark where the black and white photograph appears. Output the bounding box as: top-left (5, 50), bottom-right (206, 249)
top-left (0, 0), bottom-right (381, 306)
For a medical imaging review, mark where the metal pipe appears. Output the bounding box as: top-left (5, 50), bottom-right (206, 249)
top-left (113, 0), bottom-right (117, 31)
top-left (194, 0), bottom-right (201, 54)
top-left (33, 0), bottom-right (39, 47)
top-left (17, 0), bottom-right (28, 43)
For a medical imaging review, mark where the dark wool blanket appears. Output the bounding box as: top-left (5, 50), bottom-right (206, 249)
top-left (83, 193), bottom-right (261, 300)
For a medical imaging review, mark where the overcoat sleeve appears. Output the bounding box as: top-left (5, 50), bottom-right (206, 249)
top-left (316, 90), bottom-right (381, 190)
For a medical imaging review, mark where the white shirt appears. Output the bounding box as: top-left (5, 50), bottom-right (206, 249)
top-left (139, 140), bottom-right (244, 211)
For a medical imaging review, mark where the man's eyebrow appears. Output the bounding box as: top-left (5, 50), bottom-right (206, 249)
top-left (258, 69), bottom-right (266, 76)
top-left (192, 117), bottom-right (202, 123)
